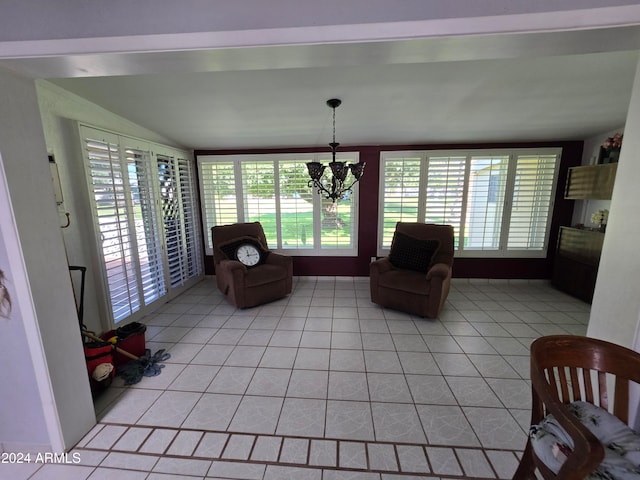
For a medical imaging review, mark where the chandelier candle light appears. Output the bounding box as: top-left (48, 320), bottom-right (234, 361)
top-left (306, 99), bottom-right (365, 202)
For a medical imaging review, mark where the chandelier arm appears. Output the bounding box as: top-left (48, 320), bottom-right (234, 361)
top-left (340, 178), bottom-right (361, 193)
top-left (308, 179), bottom-right (334, 199)
top-left (308, 176), bottom-right (362, 201)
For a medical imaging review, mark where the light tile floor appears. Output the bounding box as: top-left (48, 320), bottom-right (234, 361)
top-left (21, 276), bottom-right (590, 479)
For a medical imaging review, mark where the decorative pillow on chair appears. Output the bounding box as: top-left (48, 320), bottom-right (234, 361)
top-left (389, 231), bottom-right (440, 273)
top-left (530, 401), bottom-right (640, 478)
top-left (218, 236), bottom-right (269, 267)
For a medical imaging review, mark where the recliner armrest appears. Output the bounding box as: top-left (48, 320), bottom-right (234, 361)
top-left (370, 257), bottom-right (394, 274)
top-left (217, 259), bottom-right (247, 274)
top-left (265, 252), bottom-right (293, 268)
top-left (426, 262), bottom-right (451, 281)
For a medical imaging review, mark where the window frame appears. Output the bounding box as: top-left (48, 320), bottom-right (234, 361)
top-left (197, 152), bottom-right (360, 257)
top-left (377, 148), bottom-right (562, 258)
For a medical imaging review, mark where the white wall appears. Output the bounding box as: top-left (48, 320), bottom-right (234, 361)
top-left (36, 80), bottom-right (182, 333)
top-left (588, 59), bottom-right (640, 349)
top-left (0, 66), bottom-right (95, 451)
top-left (0, 157), bottom-right (50, 452)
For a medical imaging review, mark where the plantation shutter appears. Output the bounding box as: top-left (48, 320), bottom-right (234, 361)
top-left (198, 160), bottom-right (238, 254)
top-left (177, 155), bottom-right (203, 279)
top-left (241, 160), bottom-right (278, 245)
top-left (83, 127), bottom-right (171, 322)
top-left (198, 153), bottom-right (358, 256)
top-left (157, 153), bottom-right (185, 288)
top-left (83, 129), bottom-right (140, 322)
top-left (82, 125), bottom-right (202, 325)
top-left (507, 153), bottom-right (558, 251)
top-left (157, 151), bottom-right (203, 288)
top-left (278, 159), bottom-right (314, 249)
top-left (319, 153), bottom-right (357, 249)
top-left (122, 141), bottom-right (166, 305)
top-left (464, 155), bottom-right (509, 251)
top-left (379, 153), bottom-right (422, 248)
top-left (424, 155), bottom-right (466, 249)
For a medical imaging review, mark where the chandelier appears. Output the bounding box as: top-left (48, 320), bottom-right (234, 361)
top-left (306, 99), bottom-right (365, 202)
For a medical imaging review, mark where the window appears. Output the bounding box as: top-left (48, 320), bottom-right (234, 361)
top-left (124, 141), bottom-right (166, 307)
top-left (177, 155), bottom-right (203, 280)
top-left (507, 153), bottom-right (559, 251)
top-left (198, 153), bottom-right (359, 256)
top-left (80, 125), bottom-right (202, 325)
top-left (463, 154), bottom-right (509, 251)
top-left (156, 150), bottom-right (203, 288)
top-left (378, 148), bottom-right (561, 257)
top-left (379, 154), bottom-right (422, 248)
top-left (423, 154), bottom-right (467, 249)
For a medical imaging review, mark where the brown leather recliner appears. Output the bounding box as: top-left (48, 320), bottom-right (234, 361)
top-left (370, 222), bottom-right (454, 318)
top-left (212, 222), bottom-right (293, 308)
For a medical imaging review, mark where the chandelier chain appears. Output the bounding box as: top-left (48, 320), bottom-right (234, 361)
top-left (332, 103), bottom-right (336, 146)
top-left (305, 98), bottom-right (365, 202)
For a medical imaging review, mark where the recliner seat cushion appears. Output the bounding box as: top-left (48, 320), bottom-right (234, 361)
top-left (244, 264), bottom-right (289, 288)
top-left (377, 269), bottom-right (431, 295)
top-left (530, 401), bottom-right (640, 479)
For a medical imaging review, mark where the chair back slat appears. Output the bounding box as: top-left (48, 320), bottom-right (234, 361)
top-left (613, 377), bottom-right (629, 423)
top-left (557, 367), bottom-right (570, 403)
top-left (598, 371), bottom-right (608, 409)
top-left (545, 368), bottom-right (559, 407)
top-left (569, 367), bottom-right (581, 401)
top-left (582, 368), bottom-right (594, 404)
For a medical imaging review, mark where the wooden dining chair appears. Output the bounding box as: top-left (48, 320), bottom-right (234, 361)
top-left (513, 335), bottom-right (640, 480)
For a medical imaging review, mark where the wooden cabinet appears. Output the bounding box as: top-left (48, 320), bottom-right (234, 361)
top-left (565, 163), bottom-right (617, 200)
top-left (552, 227), bottom-right (604, 302)
top-left (554, 163), bottom-right (617, 302)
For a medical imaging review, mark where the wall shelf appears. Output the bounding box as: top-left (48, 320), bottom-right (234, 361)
top-left (564, 163), bottom-right (617, 200)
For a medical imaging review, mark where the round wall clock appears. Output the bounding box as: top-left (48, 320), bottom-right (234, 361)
top-left (235, 243), bottom-right (261, 267)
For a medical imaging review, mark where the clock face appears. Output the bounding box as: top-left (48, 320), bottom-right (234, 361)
top-left (236, 243), bottom-right (261, 266)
